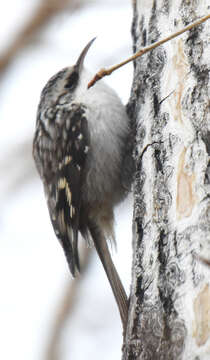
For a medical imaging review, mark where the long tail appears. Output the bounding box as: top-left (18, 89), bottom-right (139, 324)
top-left (88, 221), bottom-right (128, 332)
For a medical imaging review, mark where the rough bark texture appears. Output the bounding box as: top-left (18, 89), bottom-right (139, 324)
top-left (124, 1), bottom-right (210, 359)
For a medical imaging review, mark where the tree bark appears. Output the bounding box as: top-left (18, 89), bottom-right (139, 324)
top-left (124, 1), bottom-right (210, 359)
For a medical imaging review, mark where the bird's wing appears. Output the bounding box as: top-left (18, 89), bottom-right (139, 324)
top-left (47, 104), bottom-right (90, 275)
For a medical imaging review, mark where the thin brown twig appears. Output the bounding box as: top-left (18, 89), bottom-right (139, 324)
top-left (88, 14), bottom-right (210, 89)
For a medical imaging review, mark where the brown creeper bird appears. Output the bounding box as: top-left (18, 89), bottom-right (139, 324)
top-left (33, 38), bottom-right (133, 332)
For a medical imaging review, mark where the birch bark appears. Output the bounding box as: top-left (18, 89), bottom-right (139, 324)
top-left (124, 1), bottom-right (210, 359)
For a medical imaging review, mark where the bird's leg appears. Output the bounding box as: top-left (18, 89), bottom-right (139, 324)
top-left (88, 220), bottom-right (128, 333)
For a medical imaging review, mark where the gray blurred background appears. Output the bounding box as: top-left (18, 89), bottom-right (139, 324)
top-left (0, 1), bottom-right (133, 359)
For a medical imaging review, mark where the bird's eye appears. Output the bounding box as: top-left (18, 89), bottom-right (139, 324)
top-left (65, 71), bottom-right (79, 90)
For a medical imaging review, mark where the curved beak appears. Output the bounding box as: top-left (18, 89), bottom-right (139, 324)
top-left (75, 37), bottom-right (96, 71)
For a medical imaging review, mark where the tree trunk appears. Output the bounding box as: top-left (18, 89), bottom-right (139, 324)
top-left (124, 1), bottom-right (210, 359)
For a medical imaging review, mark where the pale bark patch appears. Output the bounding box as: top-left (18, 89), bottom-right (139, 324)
top-left (193, 284), bottom-right (210, 347)
top-left (171, 38), bottom-right (189, 125)
top-left (176, 147), bottom-right (197, 219)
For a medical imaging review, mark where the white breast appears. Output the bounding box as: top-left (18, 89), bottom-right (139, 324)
top-left (74, 69), bottom-right (129, 204)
